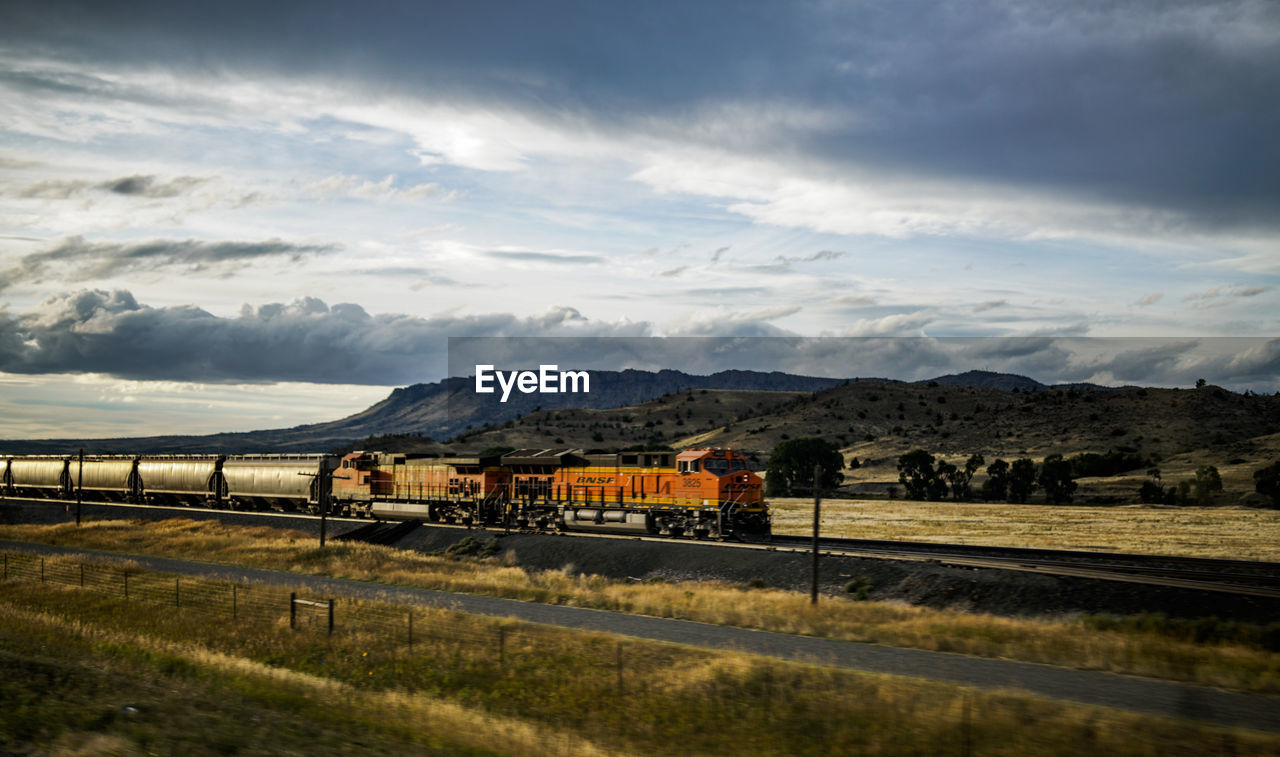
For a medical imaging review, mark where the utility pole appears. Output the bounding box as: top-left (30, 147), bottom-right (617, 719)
top-left (318, 455), bottom-right (333, 547)
top-left (811, 463), bottom-right (821, 605)
top-left (76, 449), bottom-right (83, 527)
top-left (299, 455), bottom-right (341, 548)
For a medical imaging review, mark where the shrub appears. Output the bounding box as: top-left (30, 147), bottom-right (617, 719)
top-left (844, 576), bottom-right (872, 600)
top-left (1255, 461), bottom-right (1280, 508)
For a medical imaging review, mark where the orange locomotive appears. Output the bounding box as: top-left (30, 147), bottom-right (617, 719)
top-left (331, 447), bottom-right (769, 539)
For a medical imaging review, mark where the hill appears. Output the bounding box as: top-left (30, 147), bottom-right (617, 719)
top-left (446, 380), bottom-right (1280, 503)
top-left (8, 370), bottom-right (1278, 504)
top-left (0, 369), bottom-right (846, 454)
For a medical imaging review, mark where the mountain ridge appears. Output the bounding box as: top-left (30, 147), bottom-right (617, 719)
top-left (1, 368), bottom-right (1143, 454)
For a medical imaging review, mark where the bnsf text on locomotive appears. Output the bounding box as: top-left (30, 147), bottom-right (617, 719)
top-left (474, 364), bottom-right (591, 402)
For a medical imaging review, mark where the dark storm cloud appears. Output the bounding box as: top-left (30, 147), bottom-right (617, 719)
top-left (0, 236), bottom-right (338, 291)
top-left (0, 290), bottom-right (653, 385)
top-left (2, 294), bottom-right (1275, 389)
top-left (3, 1), bottom-right (1276, 230)
top-left (1049, 338), bottom-right (1280, 388)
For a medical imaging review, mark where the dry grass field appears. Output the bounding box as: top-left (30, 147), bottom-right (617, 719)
top-left (3, 519), bottom-right (1279, 694)
top-left (769, 498), bottom-right (1280, 561)
top-left (5, 558), bottom-right (1276, 756)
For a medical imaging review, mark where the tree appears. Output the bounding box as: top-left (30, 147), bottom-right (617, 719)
top-left (952, 454), bottom-right (985, 501)
top-left (766, 438), bottom-right (846, 496)
top-left (897, 449), bottom-right (946, 501)
top-left (1138, 479), bottom-right (1165, 504)
top-left (1175, 479), bottom-right (1192, 506)
top-left (1254, 461), bottom-right (1280, 508)
top-left (1192, 465), bottom-right (1222, 505)
top-left (982, 459), bottom-right (1010, 501)
top-left (1038, 454), bottom-right (1077, 505)
top-left (1007, 458), bottom-right (1038, 504)
top-left (936, 461), bottom-right (958, 499)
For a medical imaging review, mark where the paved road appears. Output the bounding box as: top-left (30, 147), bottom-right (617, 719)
top-left (3, 539), bottom-right (1278, 734)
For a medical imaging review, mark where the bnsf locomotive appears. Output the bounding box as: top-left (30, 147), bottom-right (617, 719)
top-left (1, 447), bottom-right (770, 539)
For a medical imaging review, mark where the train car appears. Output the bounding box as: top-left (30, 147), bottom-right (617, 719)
top-left (548, 448), bottom-right (768, 538)
top-left (4, 457), bottom-right (72, 499)
top-left (334, 446), bottom-right (769, 539)
top-left (333, 451), bottom-right (509, 523)
top-left (69, 456), bottom-right (141, 502)
top-left (136, 456), bottom-right (223, 506)
top-left (220, 455), bottom-right (324, 511)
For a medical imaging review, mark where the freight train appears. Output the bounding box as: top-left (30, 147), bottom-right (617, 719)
top-left (0, 447), bottom-right (770, 539)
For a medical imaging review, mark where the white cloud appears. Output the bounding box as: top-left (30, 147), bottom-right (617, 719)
top-left (840, 311), bottom-right (935, 337)
top-left (0, 371), bottom-right (389, 439)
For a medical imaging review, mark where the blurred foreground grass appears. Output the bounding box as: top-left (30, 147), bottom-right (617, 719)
top-left (3, 560), bottom-right (1278, 756)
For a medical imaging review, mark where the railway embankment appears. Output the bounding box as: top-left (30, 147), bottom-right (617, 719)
top-left (7, 497), bottom-right (1280, 622)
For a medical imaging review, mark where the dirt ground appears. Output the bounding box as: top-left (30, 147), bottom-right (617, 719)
top-left (6, 499), bottom-right (1278, 623)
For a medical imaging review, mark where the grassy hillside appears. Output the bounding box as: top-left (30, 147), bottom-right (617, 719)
top-left (441, 381), bottom-right (1280, 504)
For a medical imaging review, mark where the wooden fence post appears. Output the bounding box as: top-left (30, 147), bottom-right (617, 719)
top-left (290, 592), bottom-right (297, 629)
top-left (327, 599), bottom-right (334, 636)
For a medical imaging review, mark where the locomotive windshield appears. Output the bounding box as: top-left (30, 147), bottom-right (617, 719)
top-left (703, 458), bottom-right (747, 475)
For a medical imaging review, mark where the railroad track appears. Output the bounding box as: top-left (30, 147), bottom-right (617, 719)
top-left (7, 496), bottom-right (1280, 599)
top-left (767, 534), bottom-right (1280, 598)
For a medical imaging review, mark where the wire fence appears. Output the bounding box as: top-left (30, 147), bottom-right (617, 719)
top-left (0, 549), bottom-right (634, 677)
top-left (0, 549), bottom-right (1263, 754)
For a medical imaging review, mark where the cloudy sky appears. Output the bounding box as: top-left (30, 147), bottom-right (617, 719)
top-left (1, 1), bottom-right (1277, 438)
